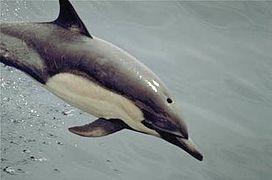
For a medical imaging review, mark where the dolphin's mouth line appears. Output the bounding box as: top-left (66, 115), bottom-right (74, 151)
top-left (157, 130), bottom-right (203, 161)
top-left (177, 137), bottom-right (203, 161)
top-left (141, 119), bottom-right (186, 139)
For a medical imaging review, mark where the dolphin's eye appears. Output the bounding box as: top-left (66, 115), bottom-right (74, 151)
top-left (167, 98), bottom-right (173, 104)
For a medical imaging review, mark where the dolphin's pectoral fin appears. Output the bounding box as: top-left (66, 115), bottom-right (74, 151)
top-left (54, 0), bottom-right (92, 38)
top-left (68, 118), bottom-right (127, 137)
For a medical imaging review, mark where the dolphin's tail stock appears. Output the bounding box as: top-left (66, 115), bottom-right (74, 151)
top-left (0, 0), bottom-right (91, 84)
top-left (0, 27), bottom-right (48, 84)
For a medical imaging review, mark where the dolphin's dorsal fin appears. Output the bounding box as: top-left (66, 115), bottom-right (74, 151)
top-left (54, 0), bottom-right (92, 38)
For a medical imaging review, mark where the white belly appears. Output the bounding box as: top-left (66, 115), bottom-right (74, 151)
top-left (45, 73), bottom-right (158, 136)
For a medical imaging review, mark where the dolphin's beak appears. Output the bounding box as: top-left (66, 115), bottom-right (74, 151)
top-left (159, 131), bottom-right (203, 161)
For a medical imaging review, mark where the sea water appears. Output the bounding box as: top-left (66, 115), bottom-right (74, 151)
top-left (1, 1), bottom-right (272, 180)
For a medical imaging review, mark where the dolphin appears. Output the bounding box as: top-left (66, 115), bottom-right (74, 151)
top-left (0, 0), bottom-right (203, 161)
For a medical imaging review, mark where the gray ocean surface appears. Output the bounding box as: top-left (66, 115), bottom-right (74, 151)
top-left (1, 1), bottom-right (272, 180)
